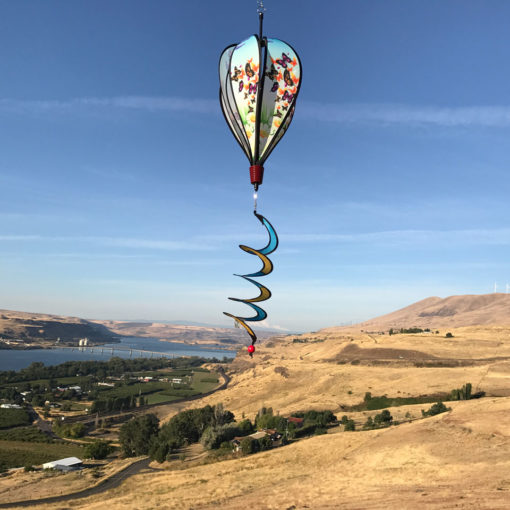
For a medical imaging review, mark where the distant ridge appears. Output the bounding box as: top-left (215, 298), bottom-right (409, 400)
top-left (320, 293), bottom-right (510, 333)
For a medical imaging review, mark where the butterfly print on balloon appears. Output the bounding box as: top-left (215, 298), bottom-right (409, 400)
top-left (282, 90), bottom-right (294, 102)
top-left (231, 67), bottom-right (242, 81)
top-left (283, 69), bottom-right (294, 87)
top-left (271, 82), bottom-right (278, 93)
top-left (276, 53), bottom-right (292, 68)
top-left (249, 83), bottom-right (257, 94)
top-left (266, 64), bottom-right (278, 81)
top-left (239, 81), bottom-right (244, 93)
top-left (245, 62), bottom-right (255, 78)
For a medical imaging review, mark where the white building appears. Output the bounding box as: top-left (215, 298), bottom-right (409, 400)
top-left (0, 403), bottom-right (22, 409)
top-left (42, 457), bottom-right (83, 471)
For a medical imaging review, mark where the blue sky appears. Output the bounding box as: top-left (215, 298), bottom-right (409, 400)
top-left (1, 1), bottom-right (510, 332)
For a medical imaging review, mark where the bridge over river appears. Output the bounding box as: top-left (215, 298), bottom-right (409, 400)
top-left (51, 345), bottom-right (179, 359)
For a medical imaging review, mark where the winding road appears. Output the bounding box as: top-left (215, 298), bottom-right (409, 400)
top-left (0, 370), bottom-right (230, 508)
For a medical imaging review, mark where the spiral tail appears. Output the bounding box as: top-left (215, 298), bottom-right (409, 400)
top-left (224, 211), bottom-right (278, 357)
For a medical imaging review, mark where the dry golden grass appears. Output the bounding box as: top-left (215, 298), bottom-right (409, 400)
top-left (6, 324), bottom-right (510, 509)
top-left (0, 457), bottom-right (138, 505)
top-left (30, 397), bottom-right (510, 510)
top-left (321, 293), bottom-right (510, 332)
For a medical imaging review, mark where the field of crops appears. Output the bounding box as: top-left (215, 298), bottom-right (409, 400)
top-left (0, 426), bottom-right (51, 443)
top-left (0, 408), bottom-right (32, 429)
top-left (0, 440), bottom-right (83, 469)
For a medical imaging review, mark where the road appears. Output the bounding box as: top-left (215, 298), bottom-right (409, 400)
top-left (0, 369), bottom-right (231, 508)
top-left (0, 457), bottom-right (154, 508)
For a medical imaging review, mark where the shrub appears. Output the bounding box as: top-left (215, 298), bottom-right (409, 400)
top-left (258, 435), bottom-right (273, 451)
top-left (363, 416), bottom-right (374, 429)
top-left (344, 419), bottom-right (355, 431)
top-left (200, 423), bottom-right (241, 450)
top-left (54, 422), bottom-right (85, 439)
top-left (240, 437), bottom-right (259, 455)
top-left (84, 440), bottom-right (113, 460)
top-left (445, 332), bottom-right (454, 338)
top-left (449, 383), bottom-right (472, 401)
top-left (422, 402), bottom-right (451, 417)
top-left (373, 409), bottom-right (392, 426)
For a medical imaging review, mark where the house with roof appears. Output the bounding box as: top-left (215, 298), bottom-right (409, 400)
top-left (42, 457), bottom-right (83, 472)
top-left (287, 416), bottom-right (304, 428)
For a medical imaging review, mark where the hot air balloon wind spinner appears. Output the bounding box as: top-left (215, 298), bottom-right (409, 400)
top-left (219, 2), bottom-right (302, 357)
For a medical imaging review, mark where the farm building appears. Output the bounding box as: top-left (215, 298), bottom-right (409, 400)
top-left (42, 457), bottom-right (83, 472)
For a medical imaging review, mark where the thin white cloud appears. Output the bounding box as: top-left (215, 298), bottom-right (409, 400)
top-left (2, 228), bottom-right (510, 248)
top-left (3, 96), bottom-right (510, 128)
top-left (0, 96), bottom-right (217, 116)
top-left (299, 102), bottom-right (510, 128)
top-left (198, 228), bottom-right (510, 246)
top-left (0, 234), bottom-right (213, 251)
top-left (282, 228), bottom-right (510, 246)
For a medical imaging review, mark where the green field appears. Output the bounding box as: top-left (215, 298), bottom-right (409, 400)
top-left (0, 426), bottom-right (52, 443)
top-left (0, 408), bottom-right (32, 429)
top-left (0, 440), bottom-right (84, 469)
top-left (95, 370), bottom-right (221, 405)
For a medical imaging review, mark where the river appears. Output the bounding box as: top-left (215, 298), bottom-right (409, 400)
top-left (0, 337), bottom-right (236, 371)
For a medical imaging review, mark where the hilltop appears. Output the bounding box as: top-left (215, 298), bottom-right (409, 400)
top-left (320, 293), bottom-right (510, 333)
top-left (0, 309), bottom-right (274, 348)
top-left (0, 309), bottom-right (119, 347)
top-left (91, 320), bottom-right (276, 346)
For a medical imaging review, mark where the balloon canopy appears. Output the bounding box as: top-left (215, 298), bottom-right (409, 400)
top-left (219, 34), bottom-right (302, 187)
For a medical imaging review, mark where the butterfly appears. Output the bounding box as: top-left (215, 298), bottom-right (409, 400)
top-left (283, 69), bottom-right (294, 87)
top-left (275, 96), bottom-right (281, 102)
top-left (248, 105), bottom-right (254, 113)
top-left (282, 104), bottom-right (289, 111)
top-left (282, 90), bottom-right (293, 102)
top-left (276, 53), bottom-right (292, 68)
top-left (249, 83), bottom-right (257, 94)
top-left (231, 67), bottom-right (242, 81)
top-left (245, 62), bottom-right (255, 78)
top-left (266, 64), bottom-right (278, 80)
top-left (275, 110), bottom-right (283, 118)
top-left (271, 82), bottom-right (278, 93)
top-left (244, 92), bottom-right (249, 99)
top-left (251, 98), bottom-right (256, 103)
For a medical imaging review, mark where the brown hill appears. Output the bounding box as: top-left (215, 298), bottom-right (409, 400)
top-left (0, 309), bottom-right (119, 346)
top-left (91, 320), bottom-right (275, 346)
top-left (0, 308), bottom-right (273, 348)
top-left (321, 293), bottom-right (510, 333)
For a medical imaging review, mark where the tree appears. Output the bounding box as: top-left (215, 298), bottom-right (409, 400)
top-left (344, 419), bottom-right (356, 431)
top-left (200, 423), bottom-right (241, 450)
top-left (84, 440), bottom-right (113, 460)
top-left (238, 419), bottom-right (254, 435)
top-left (422, 402), bottom-right (451, 417)
top-left (445, 332), bottom-right (454, 338)
top-left (374, 410), bottom-right (392, 426)
top-left (240, 437), bottom-right (260, 455)
top-left (363, 416), bottom-right (374, 429)
top-left (119, 414), bottom-right (159, 457)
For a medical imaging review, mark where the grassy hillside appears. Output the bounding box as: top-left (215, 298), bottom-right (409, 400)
top-left (9, 325), bottom-right (510, 508)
